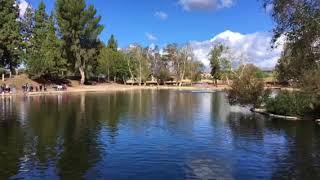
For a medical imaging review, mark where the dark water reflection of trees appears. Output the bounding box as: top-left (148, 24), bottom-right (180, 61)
top-left (0, 91), bottom-right (319, 179)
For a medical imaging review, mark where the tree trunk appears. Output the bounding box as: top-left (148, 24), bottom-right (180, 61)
top-left (79, 66), bottom-right (85, 85)
top-left (123, 76), bottom-right (126, 85)
top-left (107, 67), bottom-right (110, 82)
top-left (139, 61), bottom-right (142, 86)
top-left (2, 74), bottom-right (4, 82)
top-left (226, 76), bottom-right (230, 86)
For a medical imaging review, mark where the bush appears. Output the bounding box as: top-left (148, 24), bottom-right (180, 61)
top-left (300, 69), bottom-right (320, 114)
top-left (228, 64), bottom-right (268, 108)
top-left (265, 91), bottom-right (312, 116)
top-left (0, 67), bottom-right (5, 75)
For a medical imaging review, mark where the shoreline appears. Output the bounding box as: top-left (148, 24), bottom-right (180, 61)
top-left (0, 83), bottom-right (299, 97)
top-left (1, 84), bottom-right (227, 97)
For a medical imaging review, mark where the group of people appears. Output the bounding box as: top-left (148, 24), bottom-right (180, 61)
top-left (0, 84), bottom-right (16, 94)
top-left (22, 83), bottom-right (47, 93)
top-left (1, 83), bottom-right (67, 94)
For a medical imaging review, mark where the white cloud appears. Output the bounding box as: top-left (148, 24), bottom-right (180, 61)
top-left (18, 0), bottom-right (30, 18)
top-left (179, 0), bottom-right (234, 11)
top-left (190, 30), bottom-right (285, 70)
top-left (265, 3), bottom-right (273, 14)
top-left (146, 33), bottom-right (158, 41)
top-left (155, 11), bottom-right (168, 20)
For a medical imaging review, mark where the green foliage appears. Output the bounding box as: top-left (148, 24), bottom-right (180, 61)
top-left (209, 44), bottom-right (228, 80)
top-left (188, 61), bottom-right (204, 81)
top-left (300, 69), bottom-right (320, 113)
top-left (162, 43), bottom-right (179, 79)
top-left (0, 0), bottom-right (22, 71)
top-left (0, 67), bottom-right (5, 75)
top-left (128, 45), bottom-right (151, 83)
top-left (56, 0), bottom-right (104, 84)
top-left (266, 91), bottom-right (312, 116)
top-left (20, 5), bottom-right (34, 53)
top-left (25, 2), bottom-right (67, 79)
top-left (263, 0), bottom-right (320, 117)
top-left (149, 45), bottom-right (170, 83)
top-left (228, 64), bottom-right (268, 108)
top-left (98, 47), bottom-right (129, 82)
top-left (162, 44), bottom-right (200, 85)
top-left (263, 0), bottom-right (320, 83)
top-left (107, 35), bottom-right (118, 51)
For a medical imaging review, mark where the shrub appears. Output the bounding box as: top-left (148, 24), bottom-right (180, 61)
top-left (265, 91), bottom-right (312, 116)
top-left (228, 64), bottom-right (269, 108)
top-left (0, 67), bottom-right (5, 75)
top-left (300, 69), bottom-right (320, 114)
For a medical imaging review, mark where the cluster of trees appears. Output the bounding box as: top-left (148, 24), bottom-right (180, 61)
top-left (98, 40), bottom-right (204, 85)
top-left (265, 0), bottom-right (319, 115)
top-left (209, 43), bottom-right (233, 86)
top-left (0, 0), bottom-right (103, 84)
top-left (0, 0), bottom-right (204, 85)
top-left (223, 0), bottom-right (320, 116)
top-left (207, 43), bottom-right (269, 108)
top-left (0, 0), bottom-right (21, 72)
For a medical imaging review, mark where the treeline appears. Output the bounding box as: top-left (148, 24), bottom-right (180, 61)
top-left (98, 39), bottom-right (204, 85)
top-left (0, 0), bottom-right (203, 85)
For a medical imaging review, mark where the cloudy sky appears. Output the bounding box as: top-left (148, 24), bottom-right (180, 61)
top-left (19, 0), bottom-right (283, 70)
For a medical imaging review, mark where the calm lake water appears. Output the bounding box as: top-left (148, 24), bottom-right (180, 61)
top-left (0, 90), bottom-right (319, 180)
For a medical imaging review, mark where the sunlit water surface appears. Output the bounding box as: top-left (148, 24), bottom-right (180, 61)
top-left (0, 90), bottom-right (319, 180)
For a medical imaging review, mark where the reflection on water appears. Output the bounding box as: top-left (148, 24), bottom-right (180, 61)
top-left (0, 90), bottom-right (320, 179)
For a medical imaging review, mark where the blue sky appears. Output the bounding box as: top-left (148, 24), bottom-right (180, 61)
top-left (24, 0), bottom-right (273, 47)
top-left (20, 0), bottom-right (282, 69)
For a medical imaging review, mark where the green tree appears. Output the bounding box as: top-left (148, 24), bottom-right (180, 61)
top-left (20, 4), bottom-right (34, 56)
top-left (188, 61), bottom-right (204, 82)
top-left (300, 70), bottom-right (320, 114)
top-left (26, 2), bottom-right (66, 79)
top-left (128, 45), bottom-right (151, 85)
top-left (0, 0), bottom-right (22, 72)
top-left (209, 44), bottom-right (230, 86)
top-left (151, 46), bottom-right (170, 84)
top-left (263, 0), bottom-right (320, 82)
top-left (263, 0), bottom-right (320, 116)
top-left (56, 0), bottom-right (104, 85)
top-left (176, 44), bottom-right (194, 86)
top-left (107, 34), bottom-right (118, 51)
top-left (150, 46), bottom-right (168, 84)
top-left (98, 35), bottom-right (131, 83)
top-left (98, 46), bottom-right (130, 83)
top-left (228, 64), bottom-right (268, 108)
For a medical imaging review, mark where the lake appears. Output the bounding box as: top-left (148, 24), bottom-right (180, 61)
top-left (0, 90), bottom-right (319, 180)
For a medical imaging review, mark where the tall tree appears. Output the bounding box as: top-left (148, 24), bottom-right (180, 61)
top-left (56, 0), bottom-right (104, 85)
top-left (262, 0), bottom-right (320, 81)
top-left (98, 48), bottom-right (130, 83)
top-left (228, 64), bottom-right (267, 108)
top-left (98, 35), bottom-right (130, 83)
top-left (128, 45), bottom-right (151, 85)
top-left (107, 34), bottom-right (118, 51)
top-left (20, 4), bottom-right (34, 56)
top-left (163, 44), bottom-right (178, 82)
top-left (25, 2), bottom-right (67, 79)
top-left (0, 0), bottom-right (22, 72)
top-left (176, 44), bottom-right (194, 86)
top-left (150, 45), bottom-right (170, 84)
top-left (209, 44), bottom-right (228, 86)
